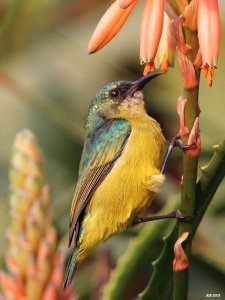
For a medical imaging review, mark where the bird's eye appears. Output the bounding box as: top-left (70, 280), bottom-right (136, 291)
top-left (109, 89), bottom-right (119, 98)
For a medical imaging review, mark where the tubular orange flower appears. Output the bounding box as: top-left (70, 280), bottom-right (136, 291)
top-left (88, 0), bottom-right (168, 75)
top-left (140, 0), bottom-right (164, 67)
top-left (88, 0), bottom-right (138, 54)
top-left (198, 0), bottom-right (221, 87)
top-left (154, 12), bottom-right (175, 73)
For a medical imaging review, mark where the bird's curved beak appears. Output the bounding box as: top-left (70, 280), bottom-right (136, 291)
top-left (126, 73), bottom-right (161, 96)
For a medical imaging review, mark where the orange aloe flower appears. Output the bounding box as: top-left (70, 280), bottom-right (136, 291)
top-left (198, 0), bottom-right (221, 86)
top-left (88, 0), bottom-right (138, 54)
top-left (140, 0), bottom-right (164, 73)
top-left (154, 12), bottom-right (175, 73)
top-left (88, 0), bottom-right (165, 74)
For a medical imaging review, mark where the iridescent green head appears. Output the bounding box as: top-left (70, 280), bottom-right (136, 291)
top-left (86, 73), bottom-right (161, 129)
top-left (94, 80), bottom-right (132, 103)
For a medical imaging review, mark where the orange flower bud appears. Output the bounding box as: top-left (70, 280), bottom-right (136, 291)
top-left (25, 256), bottom-right (45, 299)
top-left (7, 240), bottom-right (30, 277)
top-left (40, 185), bottom-right (51, 207)
top-left (9, 169), bottom-right (26, 189)
top-left (173, 232), bottom-right (189, 272)
top-left (177, 96), bottom-right (189, 137)
top-left (45, 226), bottom-right (58, 252)
top-left (29, 201), bottom-right (45, 224)
top-left (25, 216), bottom-right (42, 251)
top-left (26, 275), bottom-right (44, 300)
top-left (50, 254), bottom-right (64, 288)
top-left (0, 272), bottom-right (26, 298)
top-left (9, 193), bottom-right (29, 215)
top-left (36, 240), bottom-right (52, 281)
top-left (198, 0), bottom-right (221, 86)
top-left (42, 282), bottom-right (58, 300)
top-left (61, 286), bottom-right (77, 300)
top-left (185, 117), bottom-right (201, 157)
top-left (5, 254), bottom-right (20, 277)
top-left (140, 0), bottom-right (164, 65)
top-left (88, 0), bottom-right (138, 54)
top-left (14, 129), bottom-right (43, 164)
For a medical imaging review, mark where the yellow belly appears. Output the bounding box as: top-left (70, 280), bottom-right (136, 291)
top-left (77, 115), bottom-right (164, 262)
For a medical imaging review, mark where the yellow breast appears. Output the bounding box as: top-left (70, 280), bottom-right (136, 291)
top-left (91, 113), bottom-right (164, 219)
top-left (77, 110), bottom-right (165, 262)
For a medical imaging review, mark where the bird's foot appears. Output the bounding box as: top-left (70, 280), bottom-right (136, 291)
top-left (160, 135), bottom-right (194, 174)
top-left (132, 209), bottom-right (192, 225)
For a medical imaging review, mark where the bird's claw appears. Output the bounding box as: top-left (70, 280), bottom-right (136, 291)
top-left (175, 209), bottom-right (193, 223)
top-left (173, 136), bottom-right (194, 151)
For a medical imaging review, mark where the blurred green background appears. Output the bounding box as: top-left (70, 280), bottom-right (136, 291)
top-left (0, 1), bottom-right (224, 299)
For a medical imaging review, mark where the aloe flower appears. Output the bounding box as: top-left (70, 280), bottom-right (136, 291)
top-left (198, 0), bottom-right (221, 86)
top-left (0, 129), bottom-right (78, 300)
top-left (88, 0), bottom-right (167, 73)
top-left (140, 0), bottom-right (164, 70)
top-left (88, 0), bottom-right (221, 86)
top-left (88, 0), bottom-right (138, 54)
top-left (153, 12), bottom-right (175, 73)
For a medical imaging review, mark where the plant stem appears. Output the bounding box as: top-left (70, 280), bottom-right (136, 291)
top-left (173, 28), bottom-right (200, 300)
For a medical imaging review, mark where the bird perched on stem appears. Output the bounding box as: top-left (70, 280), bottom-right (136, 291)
top-left (64, 73), bottom-right (166, 287)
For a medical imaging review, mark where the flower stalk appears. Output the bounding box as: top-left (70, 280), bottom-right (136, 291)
top-left (0, 129), bottom-right (77, 300)
top-left (173, 27), bottom-right (201, 300)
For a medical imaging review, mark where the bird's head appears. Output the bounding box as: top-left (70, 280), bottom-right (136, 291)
top-left (86, 73), bottom-right (161, 128)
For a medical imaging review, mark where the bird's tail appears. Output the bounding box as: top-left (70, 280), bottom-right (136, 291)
top-left (63, 249), bottom-right (78, 289)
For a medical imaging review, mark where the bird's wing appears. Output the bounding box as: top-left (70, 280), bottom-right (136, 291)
top-left (69, 119), bottom-right (131, 246)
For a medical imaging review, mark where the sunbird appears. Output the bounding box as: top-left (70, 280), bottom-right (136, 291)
top-left (64, 73), bottom-right (167, 287)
